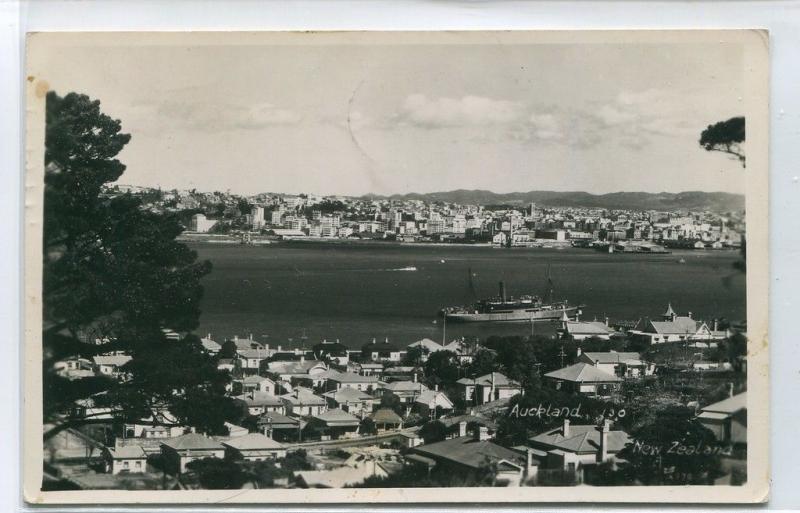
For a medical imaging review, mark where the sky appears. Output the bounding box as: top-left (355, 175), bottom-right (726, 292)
top-left (32, 33), bottom-right (748, 196)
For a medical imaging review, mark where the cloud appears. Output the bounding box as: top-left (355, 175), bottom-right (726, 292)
top-left (396, 94), bottom-right (521, 128)
top-left (238, 102), bottom-right (302, 127)
top-left (528, 113), bottom-right (564, 141)
top-left (141, 99), bottom-right (302, 131)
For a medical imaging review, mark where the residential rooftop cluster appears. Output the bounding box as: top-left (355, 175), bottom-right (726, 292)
top-left (46, 303), bottom-right (747, 490)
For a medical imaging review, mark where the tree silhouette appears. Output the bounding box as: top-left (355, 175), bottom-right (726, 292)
top-left (43, 91), bottom-right (237, 435)
top-left (699, 117), bottom-right (745, 168)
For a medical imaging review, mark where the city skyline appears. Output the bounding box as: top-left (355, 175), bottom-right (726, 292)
top-left (31, 33), bottom-right (748, 197)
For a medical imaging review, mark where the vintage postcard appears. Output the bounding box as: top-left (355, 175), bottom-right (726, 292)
top-left (24, 30), bottom-right (769, 504)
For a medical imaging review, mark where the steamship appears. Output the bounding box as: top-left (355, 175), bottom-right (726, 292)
top-left (439, 267), bottom-right (581, 323)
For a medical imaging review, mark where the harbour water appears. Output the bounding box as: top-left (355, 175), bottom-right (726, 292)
top-left (191, 241), bottom-right (746, 348)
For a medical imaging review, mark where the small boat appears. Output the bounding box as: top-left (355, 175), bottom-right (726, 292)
top-left (394, 266), bottom-right (418, 272)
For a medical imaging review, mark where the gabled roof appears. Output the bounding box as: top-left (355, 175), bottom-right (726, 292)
top-left (700, 392), bottom-right (747, 415)
top-left (233, 339), bottom-right (265, 351)
top-left (412, 435), bottom-right (524, 470)
top-left (544, 363), bottom-right (621, 383)
top-left (221, 433), bottom-right (284, 451)
top-left (161, 433), bottom-right (224, 451)
top-left (407, 338), bottom-right (445, 352)
top-left (257, 411), bottom-right (300, 427)
top-left (200, 338), bottom-right (221, 351)
top-left (92, 355), bottom-right (132, 367)
top-left (322, 387), bottom-right (374, 403)
top-left (457, 372), bottom-right (519, 388)
top-left (414, 390), bottom-right (454, 409)
top-left (240, 374), bottom-right (274, 384)
top-left (238, 349), bottom-right (271, 359)
top-left (530, 424), bottom-right (630, 455)
top-left (581, 352), bottom-right (642, 364)
top-left (326, 371), bottom-right (379, 384)
top-left (439, 414), bottom-right (497, 431)
top-left (649, 317), bottom-right (699, 335)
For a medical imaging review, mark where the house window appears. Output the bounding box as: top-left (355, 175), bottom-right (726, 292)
top-left (123, 461), bottom-right (129, 468)
top-left (135, 461), bottom-right (142, 469)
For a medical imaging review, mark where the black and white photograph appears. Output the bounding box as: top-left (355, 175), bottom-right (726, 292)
top-left (23, 30), bottom-right (769, 504)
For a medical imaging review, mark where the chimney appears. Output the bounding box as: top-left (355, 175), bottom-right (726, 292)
top-left (434, 383), bottom-right (439, 392)
top-left (249, 333), bottom-right (253, 340)
top-left (728, 382), bottom-right (734, 398)
top-left (476, 426), bottom-right (490, 441)
top-left (300, 355), bottom-right (305, 364)
top-left (413, 372), bottom-right (417, 383)
top-left (576, 347), bottom-right (582, 357)
top-left (234, 335), bottom-right (238, 342)
top-left (525, 448), bottom-right (536, 478)
top-left (562, 418), bottom-right (570, 437)
top-left (598, 419), bottom-right (610, 463)
top-left (714, 319), bottom-right (719, 332)
top-left (278, 345), bottom-right (282, 352)
top-left (372, 338), bottom-right (377, 345)
top-left (604, 316), bottom-right (609, 327)
top-left (687, 311), bottom-right (693, 319)
top-left (458, 421), bottom-right (467, 437)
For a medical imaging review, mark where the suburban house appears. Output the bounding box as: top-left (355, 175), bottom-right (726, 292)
top-left (406, 338), bottom-right (446, 362)
top-left (92, 354), bottom-right (132, 378)
top-left (104, 445), bottom-right (148, 474)
top-left (280, 387), bottom-right (327, 417)
top-left (235, 391), bottom-right (286, 416)
top-left (408, 425), bottom-right (530, 486)
top-left (222, 433), bottom-right (287, 461)
top-left (628, 304), bottom-right (727, 344)
top-left (577, 349), bottom-right (654, 378)
top-left (361, 338), bottom-right (407, 363)
top-left (322, 387), bottom-right (375, 416)
top-left (53, 356), bottom-right (94, 380)
top-left (160, 433), bottom-right (226, 474)
top-left (376, 380), bottom-right (429, 404)
top-left (697, 391), bottom-right (747, 445)
top-left (266, 359), bottom-right (329, 387)
top-left (348, 362), bottom-right (385, 377)
top-left (232, 336), bottom-right (266, 351)
top-left (237, 349), bottom-right (271, 374)
top-left (313, 339), bottom-right (351, 366)
top-left (322, 370), bottom-right (380, 393)
top-left (122, 409), bottom-right (190, 439)
top-left (439, 415), bottom-right (497, 440)
top-left (217, 358), bottom-right (236, 373)
top-left (527, 419), bottom-right (630, 479)
top-left (200, 336), bottom-right (221, 355)
top-left (256, 411), bottom-right (302, 441)
top-left (306, 408), bottom-right (362, 440)
top-left (413, 389), bottom-right (455, 420)
top-left (232, 375), bottom-right (276, 395)
top-left (442, 338), bottom-right (481, 365)
top-left (456, 372), bottom-right (522, 405)
top-left (543, 363), bottom-right (622, 398)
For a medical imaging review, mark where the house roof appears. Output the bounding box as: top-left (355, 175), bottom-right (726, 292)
top-left (236, 391), bottom-right (283, 407)
top-left (312, 408), bottom-right (361, 426)
top-left (240, 375), bottom-right (273, 384)
top-left (107, 445), bottom-right (147, 459)
top-left (412, 435), bottom-right (525, 470)
top-left (530, 424), bottom-right (630, 455)
top-left (581, 352), bottom-right (643, 364)
top-left (407, 338), bottom-right (445, 352)
top-left (160, 433), bottom-right (224, 451)
top-left (457, 372), bottom-right (519, 388)
top-left (663, 303), bottom-right (676, 317)
top-left (233, 339), bottom-right (264, 351)
top-left (566, 321), bottom-right (614, 335)
top-left (322, 387), bottom-right (373, 403)
top-left (544, 362), bottom-right (622, 383)
top-left (370, 408), bottom-right (403, 425)
top-left (221, 433), bottom-right (284, 451)
top-left (295, 463), bottom-right (382, 488)
top-left (700, 392), bottom-right (747, 415)
top-left (257, 411), bottom-right (300, 427)
top-left (649, 317), bottom-right (699, 335)
top-left (200, 338), bottom-right (221, 351)
top-left (439, 414), bottom-right (497, 431)
top-left (280, 387), bottom-right (326, 406)
top-left (326, 371), bottom-right (379, 384)
top-left (92, 355), bottom-right (132, 367)
top-left (381, 380), bottom-right (428, 393)
top-left (362, 340), bottom-right (404, 353)
top-left (268, 360), bottom-right (326, 376)
top-left (414, 390), bottom-right (454, 409)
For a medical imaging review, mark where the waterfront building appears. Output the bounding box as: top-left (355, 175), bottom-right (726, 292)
top-left (455, 372), bottom-right (522, 405)
top-left (361, 338), bottom-right (407, 362)
top-left (189, 213), bottom-right (218, 233)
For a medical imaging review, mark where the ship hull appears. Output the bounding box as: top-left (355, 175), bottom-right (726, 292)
top-left (445, 305), bottom-right (580, 323)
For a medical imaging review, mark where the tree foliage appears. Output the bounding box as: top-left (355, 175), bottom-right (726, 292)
top-left (699, 116), bottom-right (746, 168)
top-left (418, 420), bottom-right (448, 444)
top-left (43, 91), bottom-right (237, 434)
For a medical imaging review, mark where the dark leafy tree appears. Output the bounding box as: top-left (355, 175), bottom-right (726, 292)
top-left (617, 405), bottom-right (722, 485)
top-left (379, 391), bottom-right (404, 416)
top-left (699, 116), bottom-right (745, 167)
top-left (359, 417), bottom-right (377, 436)
top-left (418, 420), bottom-right (448, 444)
top-left (185, 458), bottom-right (249, 489)
top-left (466, 349), bottom-right (498, 377)
top-left (403, 345), bottom-right (429, 367)
top-left (422, 350), bottom-right (460, 384)
top-left (218, 340), bottom-right (238, 359)
top-left (43, 91), bottom-right (237, 435)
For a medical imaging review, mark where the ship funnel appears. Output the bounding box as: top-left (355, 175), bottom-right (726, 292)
top-left (499, 281), bottom-right (506, 302)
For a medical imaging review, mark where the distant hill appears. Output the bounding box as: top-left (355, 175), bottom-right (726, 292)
top-left (361, 190), bottom-right (744, 212)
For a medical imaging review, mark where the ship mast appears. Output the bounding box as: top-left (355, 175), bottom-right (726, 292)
top-left (545, 263), bottom-right (555, 304)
